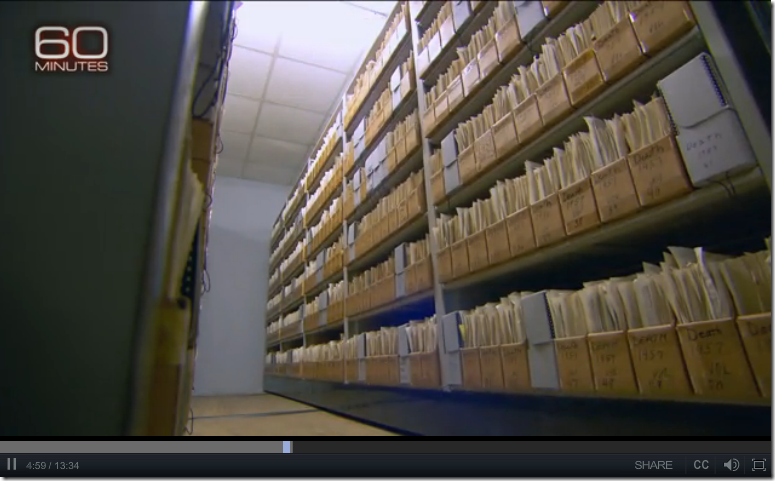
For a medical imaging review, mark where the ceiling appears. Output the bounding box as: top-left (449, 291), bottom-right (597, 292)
top-left (217, 1), bottom-right (397, 187)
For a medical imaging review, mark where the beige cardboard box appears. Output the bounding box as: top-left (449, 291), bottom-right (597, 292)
top-left (496, 17), bottom-right (522, 63)
top-left (627, 134), bottom-right (692, 207)
top-left (477, 40), bottom-right (500, 80)
top-left (462, 60), bottom-right (481, 97)
top-left (593, 18), bottom-right (645, 84)
top-left (590, 158), bottom-right (641, 223)
top-left (514, 94), bottom-right (544, 144)
top-left (451, 240), bottom-right (470, 279)
top-left (558, 177), bottom-right (600, 236)
top-left (461, 347), bottom-right (483, 390)
top-left (467, 230), bottom-right (489, 273)
top-left (736, 313), bottom-right (772, 398)
top-left (536, 75), bottom-right (572, 128)
top-left (530, 194), bottom-right (565, 248)
top-left (555, 336), bottom-right (595, 392)
top-left (677, 318), bottom-right (760, 399)
top-left (630, 0), bottom-right (695, 56)
top-left (588, 331), bottom-right (638, 394)
top-left (485, 219), bottom-right (510, 266)
top-left (480, 346), bottom-right (505, 390)
top-left (501, 343), bottom-right (531, 391)
top-left (563, 49), bottom-right (605, 107)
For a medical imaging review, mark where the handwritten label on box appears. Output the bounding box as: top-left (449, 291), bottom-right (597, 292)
top-left (559, 178), bottom-right (600, 236)
top-left (563, 50), bottom-right (604, 107)
top-left (677, 318), bottom-right (760, 399)
top-left (591, 158), bottom-right (640, 222)
top-left (593, 19), bottom-right (644, 83)
top-left (588, 332), bottom-right (638, 394)
top-left (555, 337), bottom-right (595, 392)
top-left (530, 195), bottom-right (565, 247)
top-left (628, 135), bottom-right (692, 207)
top-left (630, 0), bottom-right (695, 55)
top-left (537, 75), bottom-right (572, 127)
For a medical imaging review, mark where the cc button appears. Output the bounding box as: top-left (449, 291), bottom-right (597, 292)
top-left (689, 458), bottom-right (714, 475)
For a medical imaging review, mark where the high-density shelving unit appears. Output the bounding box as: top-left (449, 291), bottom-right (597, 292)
top-left (263, 0), bottom-right (772, 436)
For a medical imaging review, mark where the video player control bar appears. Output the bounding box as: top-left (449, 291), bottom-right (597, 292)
top-left (0, 454), bottom-right (769, 477)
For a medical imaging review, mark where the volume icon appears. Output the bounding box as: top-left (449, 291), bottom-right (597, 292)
top-left (724, 459), bottom-right (740, 472)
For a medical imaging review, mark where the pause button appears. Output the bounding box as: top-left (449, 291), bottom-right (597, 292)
top-left (6, 458), bottom-right (16, 470)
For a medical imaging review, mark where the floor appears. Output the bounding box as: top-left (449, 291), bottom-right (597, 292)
top-left (188, 394), bottom-right (397, 436)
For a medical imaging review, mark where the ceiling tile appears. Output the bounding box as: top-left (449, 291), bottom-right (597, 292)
top-left (248, 136), bottom-right (309, 168)
top-left (233, 2), bottom-right (283, 54)
top-left (345, 1), bottom-right (397, 15)
top-left (215, 156), bottom-right (245, 178)
top-left (220, 95), bottom-right (260, 134)
top-left (243, 162), bottom-right (298, 186)
top-left (264, 58), bottom-right (347, 113)
top-left (226, 47), bottom-right (273, 99)
top-left (255, 103), bottom-right (326, 145)
top-left (277, 2), bottom-right (386, 73)
top-left (277, 3), bottom-right (370, 73)
top-left (219, 131), bottom-right (252, 162)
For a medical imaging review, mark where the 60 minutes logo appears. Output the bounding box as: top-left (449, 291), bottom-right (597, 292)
top-left (34, 26), bottom-right (109, 72)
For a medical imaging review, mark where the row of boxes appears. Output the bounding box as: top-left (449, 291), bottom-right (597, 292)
top-left (423, 3), bottom-right (524, 136)
top-left (272, 217), bottom-right (303, 270)
top-left (301, 291), bottom-right (346, 333)
top-left (308, 200), bottom-right (343, 256)
top-left (349, 171), bottom-right (426, 263)
top-left (437, 48), bottom-right (759, 283)
top-left (303, 157), bottom-right (343, 228)
top-left (346, 259), bottom-right (396, 317)
top-left (437, 131), bottom-right (693, 283)
top-left (438, 0), bottom-right (698, 201)
top-left (270, 351), bottom-right (441, 389)
top-left (280, 280), bottom-right (304, 311)
top-left (394, 239), bottom-right (434, 296)
top-left (268, 352), bottom-right (443, 390)
top-left (273, 318), bottom-right (303, 343)
top-left (441, 305), bottom-right (771, 400)
top-left (345, 109), bottom-right (422, 223)
top-left (305, 124), bottom-right (342, 192)
top-left (344, 3), bottom-right (410, 129)
top-left (302, 241), bottom-right (344, 294)
top-left (387, 110), bottom-right (422, 175)
top-left (365, 88), bottom-right (395, 150)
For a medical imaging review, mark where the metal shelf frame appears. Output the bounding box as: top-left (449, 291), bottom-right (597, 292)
top-left (263, 0), bottom-right (773, 435)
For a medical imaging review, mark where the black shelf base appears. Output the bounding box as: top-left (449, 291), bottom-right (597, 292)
top-left (265, 375), bottom-right (770, 437)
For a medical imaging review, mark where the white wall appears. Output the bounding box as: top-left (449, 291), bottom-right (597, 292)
top-left (193, 176), bottom-right (288, 396)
